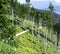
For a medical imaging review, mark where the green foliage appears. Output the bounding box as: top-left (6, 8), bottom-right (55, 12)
top-left (49, 2), bottom-right (54, 12)
top-left (0, 0), bottom-right (16, 42)
top-left (0, 0), bottom-right (60, 54)
top-left (54, 23), bottom-right (60, 33)
top-left (22, 20), bottom-right (37, 29)
top-left (41, 11), bottom-right (54, 28)
top-left (53, 23), bottom-right (60, 46)
top-left (8, 38), bottom-right (20, 47)
top-left (0, 41), bottom-right (20, 54)
top-left (39, 26), bottom-right (57, 43)
top-left (15, 31), bottom-right (60, 54)
top-left (0, 0), bottom-right (10, 14)
top-left (0, 15), bottom-right (16, 42)
top-left (15, 26), bottom-right (23, 33)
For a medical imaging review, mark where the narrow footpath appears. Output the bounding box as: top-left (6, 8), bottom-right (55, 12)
top-left (15, 30), bottom-right (29, 37)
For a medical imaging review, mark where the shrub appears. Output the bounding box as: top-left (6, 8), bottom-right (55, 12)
top-left (22, 20), bottom-right (37, 29)
top-left (0, 42), bottom-right (20, 54)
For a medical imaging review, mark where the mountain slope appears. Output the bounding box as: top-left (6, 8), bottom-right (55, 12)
top-left (0, 26), bottom-right (60, 54)
top-left (15, 27), bottom-right (60, 54)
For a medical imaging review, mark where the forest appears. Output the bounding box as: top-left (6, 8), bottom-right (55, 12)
top-left (0, 0), bottom-right (60, 54)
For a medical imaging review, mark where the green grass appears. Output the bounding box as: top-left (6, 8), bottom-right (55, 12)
top-left (39, 26), bottom-right (57, 43)
top-left (15, 26), bottom-right (23, 34)
top-left (15, 31), bottom-right (60, 54)
top-left (0, 21), bottom-right (60, 54)
top-left (0, 26), bottom-right (60, 54)
top-left (22, 20), bottom-right (37, 29)
top-left (0, 41), bottom-right (19, 54)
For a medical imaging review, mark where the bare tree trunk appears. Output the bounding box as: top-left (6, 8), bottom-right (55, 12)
top-left (32, 17), bottom-right (34, 36)
top-left (57, 33), bottom-right (59, 46)
top-left (12, 9), bottom-right (14, 25)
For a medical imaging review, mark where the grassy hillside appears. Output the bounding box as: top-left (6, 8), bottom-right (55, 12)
top-left (0, 26), bottom-right (60, 54)
top-left (12, 20), bottom-right (60, 54)
top-left (10, 26), bottom-right (60, 54)
top-left (0, 0), bottom-right (60, 54)
top-left (0, 15), bottom-right (60, 54)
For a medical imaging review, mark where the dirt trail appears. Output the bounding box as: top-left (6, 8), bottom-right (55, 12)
top-left (15, 30), bottom-right (29, 37)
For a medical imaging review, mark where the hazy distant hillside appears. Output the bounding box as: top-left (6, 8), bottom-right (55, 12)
top-left (35, 8), bottom-right (60, 23)
top-left (54, 13), bottom-right (60, 23)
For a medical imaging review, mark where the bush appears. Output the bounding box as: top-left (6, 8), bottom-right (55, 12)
top-left (0, 15), bottom-right (16, 42)
top-left (0, 42), bottom-right (20, 54)
top-left (8, 38), bottom-right (20, 47)
top-left (22, 20), bottom-right (37, 29)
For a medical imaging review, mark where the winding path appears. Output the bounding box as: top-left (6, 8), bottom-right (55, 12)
top-left (15, 30), bottom-right (29, 37)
